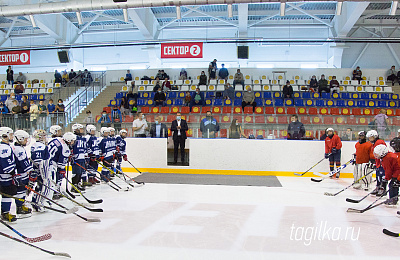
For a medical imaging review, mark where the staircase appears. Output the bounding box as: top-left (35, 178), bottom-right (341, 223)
top-left (71, 85), bottom-right (120, 125)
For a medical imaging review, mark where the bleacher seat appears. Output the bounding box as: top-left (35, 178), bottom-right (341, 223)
top-left (234, 99), bottom-right (242, 106)
top-left (233, 107), bottom-right (242, 114)
top-left (212, 106), bottom-right (222, 114)
top-left (168, 92), bottom-right (177, 99)
top-left (214, 99), bottom-right (223, 106)
top-left (318, 108), bottom-right (328, 115)
top-left (181, 107), bottom-right (190, 114)
top-left (305, 100), bottom-right (315, 107)
top-left (275, 99), bottom-right (283, 106)
top-left (263, 92), bottom-right (272, 99)
top-left (346, 100), bottom-right (356, 107)
top-left (201, 106), bottom-right (209, 113)
top-left (276, 107), bottom-right (285, 114)
top-left (284, 99), bottom-right (294, 106)
top-left (336, 100), bottom-right (345, 107)
top-left (205, 99), bottom-right (212, 106)
top-left (165, 99), bottom-right (173, 106)
top-left (297, 107), bottom-right (307, 115)
top-left (295, 99), bottom-right (304, 107)
top-left (224, 99), bottom-right (233, 106)
top-left (254, 107), bottom-right (264, 114)
top-left (265, 107), bottom-right (274, 114)
top-left (171, 106), bottom-right (180, 113)
top-left (191, 107), bottom-right (201, 113)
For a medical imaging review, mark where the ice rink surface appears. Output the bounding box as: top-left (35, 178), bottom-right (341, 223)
top-left (1, 175), bottom-right (400, 260)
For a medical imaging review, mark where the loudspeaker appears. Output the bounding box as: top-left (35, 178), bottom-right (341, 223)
top-left (113, 0), bottom-right (127, 2)
top-left (58, 50), bottom-right (70, 63)
top-left (237, 46), bottom-right (249, 59)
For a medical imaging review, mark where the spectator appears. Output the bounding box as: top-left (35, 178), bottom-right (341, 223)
top-left (83, 110), bottom-right (95, 124)
top-left (161, 70), bottom-right (169, 80)
top-left (132, 113), bottom-right (148, 137)
top-left (242, 86), bottom-right (256, 112)
top-left (154, 87), bottom-right (166, 106)
top-left (229, 118), bottom-right (246, 139)
top-left (162, 78), bottom-right (171, 91)
top-left (198, 71), bottom-right (207, 86)
top-left (11, 100), bottom-right (21, 114)
top-left (208, 64), bottom-right (217, 82)
top-left (14, 82), bottom-right (24, 94)
top-left (287, 115), bottom-right (305, 140)
top-left (6, 65), bottom-right (13, 85)
top-left (0, 102), bottom-right (9, 114)
top-left (329, 76), bottom-right (340, 93)
top-left (341, 128), bottom-right (354, 141)
top-left (111, 105), bottom-right (122, 123)
top-left (374, 109), bottom-right (390, 139)
top-left (75, 70), bottom-right (83, 86)
top-left (83, 69), bottom-right (92, 85)
top-left (126, 90), bottom-right (136, 103)
top-left (210, 59), bottom-right (217, 71)
top-left (37, 100), bottom-right (47, 128)
top-left (47, 99), bottom-right (56, 125)
top-left (223, 83), bottom-right (235, 100)
top-left (29, 100), bottom-right (39, 131)
top-left (20, 101), bottom-right (29, 129)
top-left (5, 93), bottom-right (17, 111)
top-left (150, 116), bottom-right (168, 138)
top-left (69, 69), bottom-right (77, 82)
top-left (61, 71), bottom-right (69, 85)
top-left (130, 81), bottom-right (138, 99)
top-left (55, 99), bottom-right (65, 125)
top-left (352, 66), bottom-right (362, 82)
top-left (15, 72), bottom-right (26, 84)
top-left (218, 64), bottom-right (229, 80)
top-left (124, 70), bottom-right (132, 83)
top-left (153, 77), bottom-right (161, 92)
top-left (179, 68), bottom-right (187, 80)
top-left (184, 91), bottom-right (191, 106)
top-left (233, 69), bottom-right (244, 87)
top-left (309, 75), bottom-right (318, 92)
top-left (200, 111), bottom-right (219, 138)
top-left (120, 97), bottom-right (129, 116)
top-left (190, 87), bottom-right (204, 111)
top-left (282, 80), bottom-right (293, 99)
top-left (318, 74), bottom-right (329, 94)
top-left (387, 65), bottom-right (398, 86)
top-left (21, 96), bottom-right (29, 111)
top-left (98, 110), bottom-right (111, 126)
top-left (155, 70), bottom-right (163, 79)
top-left (171, 112), bottom-right (188, 164)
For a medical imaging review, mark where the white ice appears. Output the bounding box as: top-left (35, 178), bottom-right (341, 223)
top-left (1, 176), bottom-right (400, 260)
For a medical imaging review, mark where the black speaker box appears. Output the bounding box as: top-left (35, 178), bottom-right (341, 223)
top-left (237, 46), bottom-right (249, 59)
top-left (58, 50), bottom-right (70, 63)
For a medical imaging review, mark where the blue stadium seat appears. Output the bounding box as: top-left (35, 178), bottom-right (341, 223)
top-left (30, 95), bottom-right (38, 100)
top-left (367, 100), bottom-right (377, 107)
top-left (223, 99), bottom-right (233, 106)
top-left (273, 92), bottom-right (281, 99)
top-left (381, 94), bottom-right (390, 100)
top-left (388, 100), bottom-right (397, 108)
top-left (16, 95), bottom-right (22, 101)
top-left (285, 99), bottom-right (294, 106)
top-left (302, 92), bottom-right (311, 99)
top-left (391, 94), bottom-right (399, 100)
top-left (204, 99), bottom-right (213, 106)
top-left (321, 93), bottom-right (330, 99)
top-left (293, 92), bottom-right (301, 99)
top-left (378, 101), bottom-right (387, 107)
top-left (346, 100), bottom-right (356, 107)
top-left (137, 99), bottom-right (146, 106)
top-left (312, 92), bottom-right (320, 98)
top-left (0, 96), bottom-right (7, 101)
top-left (206, 92), bottom-right (215, 99)
top-left (371, 93), bottom-right (380, 99)
top-left (326, 100), bottom-right (335, 107)
top-left (341, 93), bottom-right (350, 99)
top-left (255, 99), bottom-right (263, 107)
top-left (235, 92), bottom-right (243, 99)
top-left (263, 92), bottom-right (272, 99)
top-left (357, 100), bottom-right (366, 107)
top-left (213, 99), bottom-right (223, 106)
top-left (361, 93), bottom-right (369, 100)
top-left (165, 99), bottom-right (173, 106)
top-left (315, 100), bottom-right (325, 107)
top-left (234, 99), bottom-right (242, 106)
top-left (168, 92), bottom-right (177, 99)
top-left (275, 99), bottom-right (284, 106)
top-left (295, 99), bottom-right (304, 106)
top-left (38, 94), bottom-right (45, 100)
top-left (146, 99), bottom-right (154, 106)
top-left (254, 92), bottom-right (262, 99)
top-left (331, 93), bottom-right (340, 99)
top-left (336, 100), bottom-right (345, 107)
top-left (174, 99), bottom-right (183, 106)
top-left (115, 93), bottom-right (124, 99)
top-left (264, 99), bottom-right (273, 106)
top-left (305, 100), bottom-right (315, 107)
top-left (177, 92), bottom-right (185, 99)
top-left (351, 93), bottom-right (361, 99)
top-left (109, 100), bottom-right (118, 106)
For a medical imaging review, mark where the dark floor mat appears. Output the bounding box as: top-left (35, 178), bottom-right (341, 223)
top-left (134, 172), bottom-right (282, 187)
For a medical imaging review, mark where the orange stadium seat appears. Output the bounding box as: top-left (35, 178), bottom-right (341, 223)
top-left (171, 106), bottom-right (180, 113)
top-left (233, 107), bottom-right (242, 114)
top-left (287, 107), bottom-right (296, 115)
top-left (277, 116), bottom-right (288, 124)
top-left (358, 117), bottom-right (368, 125)
top-left (222, 107), bottom-right (232, 114)
top-left (221, 115), bottom-right (231, 124)
top-left (312, 116), bottom-right (322, 124)
top-left (387, 109), bottom-right (394, 116)
top-left (330, 108), bottom-right (339, 115)
top-left (188, 115), bottom-right (200, 123)
top-left (347, 117), bottom-right (357, 125)
top-left (308, 107), bottom-right (318, 115)
top-left (255, 116), bottom-right (265, 124)
top-left (363, 108), bottom-right (372, 116)
top-left (351, 108), bottom-right (361, 116)
top-left (335, 117), bottom-right (346, 125)
top-left (181, 106), bottom-right (190, 114)
top-left (266, 116), bottom-right (276, 124)
top-left (161, 107), bottom-right (169, 113)
top-left (167, 115), bottom-right (175, 122)
top-left (276, 107), bottom-right (285, 114)
top-left (201, 106), bottom-right (210, 113)
top-left (212, 106), bottom-right (222, 114)
top-left (324, 116), bottom-right (334, 125)
top-left (300, 116), bottom-right (311, 125)
top-left (265, 107), bottom-right (274, 114)
top-left (191, 107), bottom-right (201, 113)
top-left (254, 107), bottom-right (264, 114)
top-left (233, 115), bottom-right (242, 123)
top-left (150, 107), bottom-right (160, 113)
top-left (244, 115), bottom-right (253, 124)
top-left (297, 107), bottom-right (307, 115)
top-left (244, 107), bottom-right (253, 114)
top-left (396, 109), bottom-right (400, 116)
top-left (318, 108), bottom-right (328, 115)
top-left (141, 107), bottom-right (150, 114)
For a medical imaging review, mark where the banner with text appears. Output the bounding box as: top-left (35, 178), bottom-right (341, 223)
top-left (161, 42), bottom-right (203, 58)
top-left (0, 50), bottom-right (30, 65)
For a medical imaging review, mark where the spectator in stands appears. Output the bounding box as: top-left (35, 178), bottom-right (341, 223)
top-left (282, 80), bottom-right (293, 99)
top-left (374, 109), bottom-right (390, 139)
top-left (98, 110), bottom-right (111, 127)
top-left (29, 100), bottom-right (39, 131)
top-left (130, 81), bottom-right (138, 99)
top-left (37, 100), bottom-right (47, 127)
top-left (229, 118), bottom-right (246, 139)
top-left (6, 66), bottom-right (13, 85)
top-left (287, 115), bottom-right (305, 140)
top-left (11, 100), bottom-right (21, 114)
top-left (318, 74), bottom-right (329, 94)
top-left (132, 112), bottom-right (148, 137)
top-left (75, 70), bottom-right (83, 86)
top-left (171, 112), bottom-right (188, 164)
top-left (55, 99), bottom-right (65, 126)
top-left (387, 65), bottom-right (398, 86)
top-left (329, 76), bottom-right (340, 93)
top-left (190, 87), bottom-right (204, 111)
top-left (83, 110), bottom-right (95, 124)
top-left (200, 111), bottom-right (219, 139)
top-left (47, 99), bottom-right (56, 125)
top-left (62, 71), bottom-right (69, 86)
top-left (21, 96), bottom-right (30, 111)
top-left (155, 70), bottom-right (163, 79)
top-left (179, 68), bottom-right (187, 80)
top-left (14, 82), bottom-right (24, 94)
top-left (223, 83), bottom-right (235, 100)
top-left (150, 116), bottom-right (168, 138)
top-left (184, 91), bottom-right (191, 106)
top-left (69, 69), bottom-right (77, 83)
top-left (208, 64), bottom-right (217, 82)
top-left (15, 72), bottom-right (26, 84)
top-left (218, 64), bottom-right (229, 80)
top-left (154, 87), bottom-right (166, 106)
top-left (124, 70), bottom-right (132, 83)
top-left (111, 105), bottom-right (122, 123)
top-left (352, 66), bottom-right (362, 82)
top-left (120, 97), bottom-right (129, 116)
top-left (198, 71), bottom-right (207, 86)
top-left (5, 93), bottom-right (17, 112)
top-left (83, 69), bottom-right (92, 85)
top-left (233, 69), bottom-right (244, 87)
top-left (0, 102), bottom-right (9, 114)
top-left (341, 128), bottom-right (354, 141)
top-left (162, 78), bottom-right (171, 91)
top-left (126, 90), bottom-right (137, 103)
top-left (21, 101), bottom-right (29, 129)
top-left (153, 77), bottom-right (161, 92)
top-left (210, 59), bottom-right (217, 71)
top-left (131, 100), bottom-right (138, 114)
top-left (160, 70), bottom-right (169, 80)
top-left (242, 86), bottom-right (256, 112)
top-left (309, 75), bottom-right (318, 92)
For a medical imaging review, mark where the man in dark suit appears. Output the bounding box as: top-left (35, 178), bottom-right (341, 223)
top-left (171, 112), bottom-right (188, 165)
top-left (150, 115), bottom-right (168, 138)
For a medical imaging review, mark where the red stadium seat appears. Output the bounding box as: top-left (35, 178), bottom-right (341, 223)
top-left (347, 116), bottom-right (357, 125)
top-left (201, 106), bottom-right (211, 114)
top-left (265, 107), bottom-right (274, 114)
top-left (222, 107), bottom-right (232, 114)
top-left (255, 116), bottom-right (265, 124)
top-left (363, 108), bottom-right (372, 116)
top-left (187, 129), bottom-right (193, 137)
top-left (244, 107), bottom-right (253, 114)
top-left (244, 115), bottom-right (253, 124)
top-left (312, 116), bottom-right (322, 124)
top-left (161, 107), bottom-right (169, 113)
top-left (297, 107), bottom-right (307, 115)
top-left (171, 106), bottom-right (180, 113)
top-left (255, 129), bottom-right (265, 138)
top-left (181, 107), bottom-right (190, 114)
top-left (124, 115), bottom-right (134, 122)
top-left (350, 108), bottom-right (360, 116)
top-left (141, 107), bottom-right (150, 114)
top-left (277, 116), bottom-right (288, 124)
top-left (95, 115), bottom-right (101, 122)
top-left (278, 129), bottom-right (288, 139)
top-left (287, 107), bottom-right (296, 115)
top-left (168, 129), bottom-right (172, 137)
top-left (386, 109), bottom-right (394, 116)
top-left (221, 115), bottom-right (231, 124)
top-left (188, 115), bottom-right (200, 123)
top-left (233, 115), bottom-right (242, 123)
top-left (373, 109), bottom-right (381, 115)
top-left (300, 116), bottom-right (311, 124)
top-left (233, 107), bottom-right (242, 114)
top-left (308, 107), bottom-right (318, 115)
top-left (276, 107), bottom-right (285, 114)
top-left (396, 109), bottom-right (400, 116)
top-left (254, 107), bottom-right (264, 114)
top-left (335, 117), bottom-right (346, 125)
top-left (243, 129), bottom-right (254, 137)
top-left (393, 117), bottom-right (400, 126)
top-left (103, 107), bottom-right (111, 114)
top-left (191, 107), bottom-right (201, 113)
top-left (324, 116), bottom-right (334, 125)
top-left (167, 115), bottom-right (175, 122)
top-left (266, 116), bottom-right (276, 124)
top-left (318, 108), bottom-right (329, 115)
top-left (358, 117), bottom-right (368, 125)
top-left (219, 129), bottom-right (227, 138)
top-left (146, 115), bottom-right (155, 122)
top-left (213, 106), bottom-right (222, 114)
top-left (305, 130), bottom-right (314, 139)
top-left (330, 108), bottom-right (339, 115)
top-left (150, 107), bottom-right (160, 113)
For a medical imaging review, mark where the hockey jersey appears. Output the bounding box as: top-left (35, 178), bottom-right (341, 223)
top-left (115, 135), bottom-right (126, 155)
top-left (86, 134), bottom-right (100, 158)
top-left (72, 135), bottom-right (87, 161)
top-left (381, 152), bottom-right (400, 180)
top-left (325, 134), bottom-right (342, 154)
top-left (355, 140), bottom-right (373, 164)
top-left (13, 143), bottom-right (33, 183)
top-left (48, 137), bottom-right (71, 169)
top-left (0, 141), bottom-right (16, 185)
top-left (99, 136), bottom-right (116, 160)
top-left (31, 141), bottom-right (50, 179)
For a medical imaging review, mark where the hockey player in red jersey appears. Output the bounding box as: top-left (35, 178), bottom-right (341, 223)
top-left (353, 131), bottom-right (373, 190)
top-left (367, 130), bottom-right (387, 195)
top-left (324, 128), bottom-right (342, 178)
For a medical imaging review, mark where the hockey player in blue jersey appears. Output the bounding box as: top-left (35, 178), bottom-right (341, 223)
top-left (108, 127), bottom-right (117, 178)
top-left (115, 129), bottom-right (128, 174)
top-left (0, 127), bottom-right (17, 222)
top-left (31, 129), bottom-right (50, 212)
top-left (86, 124), bottom-right (100, 185)
top-left (98, 127), bottom-right (114, 182)
top-left (13, 130), bottom-right (34, 215)
top-left (71, 124), bottom-right (91, 191)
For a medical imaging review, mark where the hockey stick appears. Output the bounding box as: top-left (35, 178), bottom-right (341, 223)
top-left (0, 230), bottom-right (71, 258)
top-left (103, 162), bottom-right (144, 186)
top-left (126, 159), bottom-right (144, 175)
top-left (346, 191), bottom-right (399, 213)
top-left (324, 169), bottom-right (373, 196)
top-left (74, 162), bottom-right (121, 192)
top-left (40, 180), bottom-right (103, 213)
top-left (94, 161), bottom-right (131, 191)
top-left (62, 171), bottom-right (104, 204)
top-left (26, 186), bottom-right (100, 223)
top-left (0, 191), bottom-right (76, 215)
top-left (311, 158), bottom-right (355, 182)
top-left (0, 219), bottom-right (51, 243)
top-left (294, 156), bottom-right (329, 176)
top-left (383, 229), bottom-right (400, 237)
top-left (346, 189), bottom-right (376, 204)
top-left (65, 161), bottom-right (76, 199)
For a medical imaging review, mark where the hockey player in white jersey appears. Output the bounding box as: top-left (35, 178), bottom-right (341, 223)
top-left (108, 127), bottom-right (117, 178)
top-left (85, 124), bottom-right (100, 185)
top-left (115, 129), bottom-right (128, 174)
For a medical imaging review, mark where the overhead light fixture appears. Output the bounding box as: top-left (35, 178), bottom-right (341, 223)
top-left (336, 1), bottom-right (343, 16)
top-left (29, 15), bottom-right (37, 28)
top-left (176, 6), bottom-right (181, 19)
top-left (76, 11), bottom-right (83, 25)
top-left (280, 2), bottom-right (286, 17)
top-left (123, 8), bottom-right (129, 23)
top-left (390, 1), bottom-right (398, 15)
top-left (228, 4), bottom-right (233, 18)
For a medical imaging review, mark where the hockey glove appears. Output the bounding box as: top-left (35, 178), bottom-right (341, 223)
top-left (331, 148), bottom-right (338, 154)
top-left (324, 153), bottom-right (329, 159)
top-left (393, 179), bottom-right (400, 188)
top-left (123, 154), bottom-right (128, 161)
